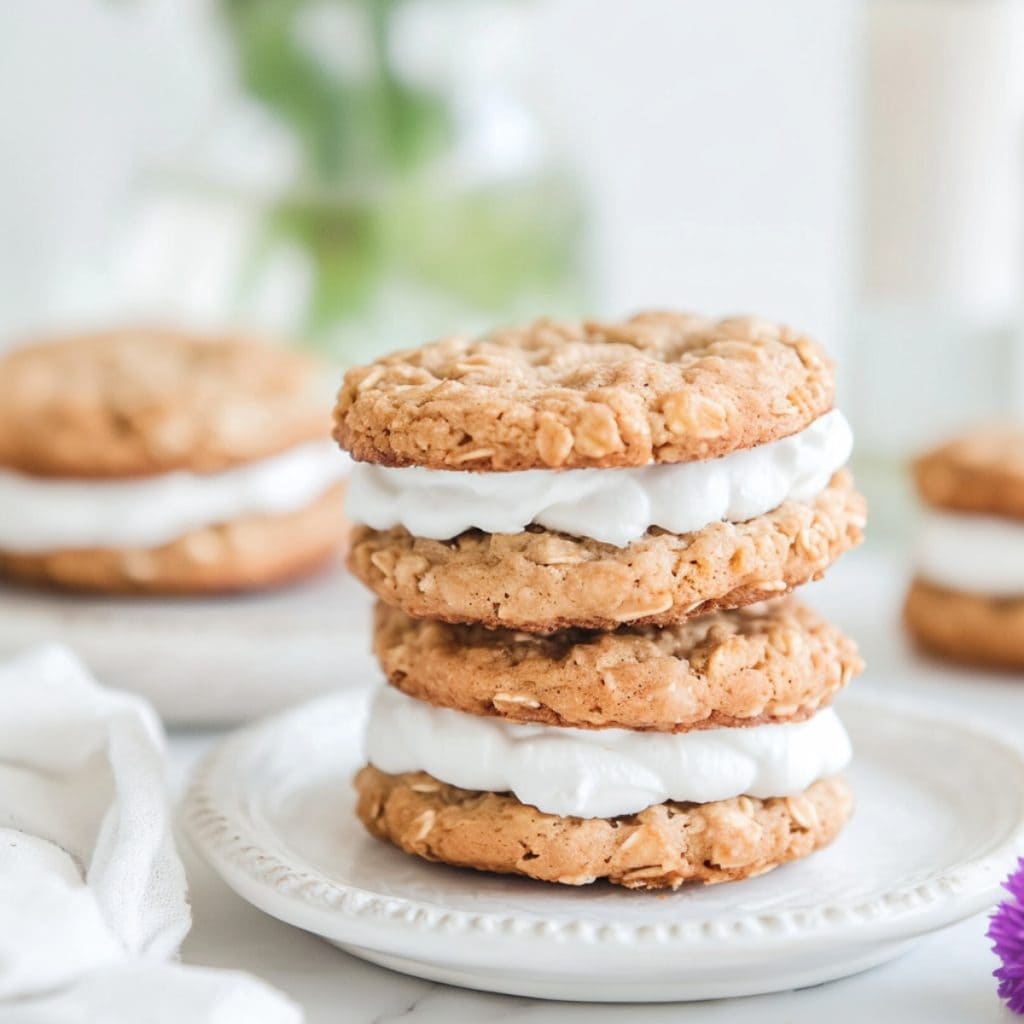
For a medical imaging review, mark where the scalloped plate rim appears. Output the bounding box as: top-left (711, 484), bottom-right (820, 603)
top-left (182, 688), bottom-right (1024, 955)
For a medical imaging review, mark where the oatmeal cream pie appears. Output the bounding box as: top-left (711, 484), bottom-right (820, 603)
top-left (373, 597), bottom-right (862, 732)
top-left (343, 311), bottom-right (862, 888)
top-left (354, 685), bottom-right (853, 889)
top-left (0, 328), bottom-right (350, 593)
top-left (338, 313), bottom-right (866, 631)
top-left (906, 424), bottom-right (1024, 666)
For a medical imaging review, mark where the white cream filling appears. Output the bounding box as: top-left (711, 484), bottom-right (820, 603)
top-left (346, 409), bottom-right (852, 547)
top-left (365, 686), bottom-right (852, 819)
top-left (916, 508), bottom-right (1024, 596)
top-left (0, 442), bottom-right (350, 553)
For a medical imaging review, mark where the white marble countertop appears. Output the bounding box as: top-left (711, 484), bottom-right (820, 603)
top-left (170, 548), bottom-right (1023, 1022)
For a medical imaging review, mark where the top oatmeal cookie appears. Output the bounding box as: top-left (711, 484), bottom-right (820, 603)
top-left (915, 425), bottom-right (1024, 521)
top-left (334, 312), bottom-right (835, 471)
top-left (0, 328), bottom-right (330, 478)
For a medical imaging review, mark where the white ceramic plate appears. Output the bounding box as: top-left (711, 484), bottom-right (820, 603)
top-left (182, 688), bottom-right (1024, 1002)
top-left (0, 568), bottom-right (374, 726)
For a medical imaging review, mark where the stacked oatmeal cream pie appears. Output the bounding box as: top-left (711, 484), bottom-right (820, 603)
top-left (335, 312), bottom-right (867, 890)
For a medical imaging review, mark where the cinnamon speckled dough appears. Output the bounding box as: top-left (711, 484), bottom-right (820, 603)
top-left (0, 328), bottom-right (330, 477)
top-left (905, 578), bottom-right (1024, 668)
top-left (349, 470), bottom-right (865, 632)
top-left (0, 484), bottom-right (347, 594)
top-left (914, 425), bottom-right (1024, 521)
top-left (334, 312), bottom-right (835, 471)
top-left (374, 598), bottom-right (862, 732)
top-left (355, 766), bottom-right (852, 889)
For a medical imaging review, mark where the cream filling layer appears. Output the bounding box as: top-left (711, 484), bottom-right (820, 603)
top-left (346, 410), bottom-right (852, 547)
top-left (916, 508), bottom-right (1024, 596)
top-left (365, 686), bottom-right (852, 819)
top-left (0, 442), bottom-right (349, 553)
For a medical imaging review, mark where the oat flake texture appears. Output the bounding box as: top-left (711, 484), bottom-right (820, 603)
top-left (334, 312), bottom-right (835, 471)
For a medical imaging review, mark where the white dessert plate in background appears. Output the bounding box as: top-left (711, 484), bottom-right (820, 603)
top-left (181, 687), bottom-right (1024, 1002)
top-left (0, 567), bottom-right (374, 726)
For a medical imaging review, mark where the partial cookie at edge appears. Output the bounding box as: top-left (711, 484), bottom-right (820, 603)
top-left (355, 766), bottom-right (853, 890)
top-left (905, 577), bottom-right (1024, 668)
top-left (914, 425), bottom-right (1024, 521)
top-left (349, 470), bottom-right (865, 632)
top-left (335, 312), bottom-right (835, 471)
top-left (0, 484), bottom-right (347, 594)
top-left (373, 598), bottom-right (863, 731)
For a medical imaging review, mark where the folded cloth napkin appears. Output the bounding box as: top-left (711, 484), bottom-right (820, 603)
top-left (0, 645), bottom-right (300, 1024)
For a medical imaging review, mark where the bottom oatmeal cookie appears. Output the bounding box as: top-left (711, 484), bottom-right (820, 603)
top-left (354, 766), bottom-right (852, 890)
top-left (0, 483), bottom-right (347, 594)
top-left (905, 578), bottom-right (1024, 669)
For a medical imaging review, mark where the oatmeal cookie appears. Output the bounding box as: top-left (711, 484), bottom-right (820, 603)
top-left (914, 425), bottom-right (1024, 521)
top-left (335, 312), bottom-right (834, 471)
top-left (0, 484), bottom-right (346, 594)
top-left (0, 327), bottom-right (329, 477)
top-left (349, 471), bottom-right (865, 632)
top-left (355, 766), bottom-right (852, 889)
top-left (905, 578), bottom-right (1024, 668)
top-left (373, 597), bottom-right (861, 731)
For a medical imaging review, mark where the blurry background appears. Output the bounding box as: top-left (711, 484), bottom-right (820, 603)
top-left (2, 0), bottom-right (1023, 538)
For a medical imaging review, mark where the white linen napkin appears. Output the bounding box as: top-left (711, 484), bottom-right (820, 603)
top-left (0, 645), bottom-right (301, 1024)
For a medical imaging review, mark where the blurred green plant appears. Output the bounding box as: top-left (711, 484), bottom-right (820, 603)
top-left (218, 0), bottom-right (587, 357)
top-left (221, 0), bottom-right (453, 181)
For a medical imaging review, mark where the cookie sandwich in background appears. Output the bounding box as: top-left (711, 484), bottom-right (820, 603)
top-left (0, 327), bottom-right (351, 594)
top-left (336, 311), bottom-right (867, 889)
top-left (906, 425), bottom-right (1024, 667)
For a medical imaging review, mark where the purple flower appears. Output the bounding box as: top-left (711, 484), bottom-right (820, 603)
top-left (991, 857), bottom-right (1024, 1014)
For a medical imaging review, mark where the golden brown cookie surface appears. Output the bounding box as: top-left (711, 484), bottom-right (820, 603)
top-left (355, 766), bottom-right (852, 889)
top-left (335, 312), bottom-right (834, 471)
top-left (349, 470), bottom-right (865, 632)
top-left (0, 328), bottom-right (329, 478)
top-left (373, 598), bottom-right (861, 731)
top-left (914, 425), bottom-right (1024, 521)
top-left (0, 484), bottom-right (346, 594)
top-left (905, 577), bottom-right (1024, 668)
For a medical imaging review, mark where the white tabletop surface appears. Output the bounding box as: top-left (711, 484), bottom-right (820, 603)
top-left (168, 547), bottom-right (1023, 1023)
